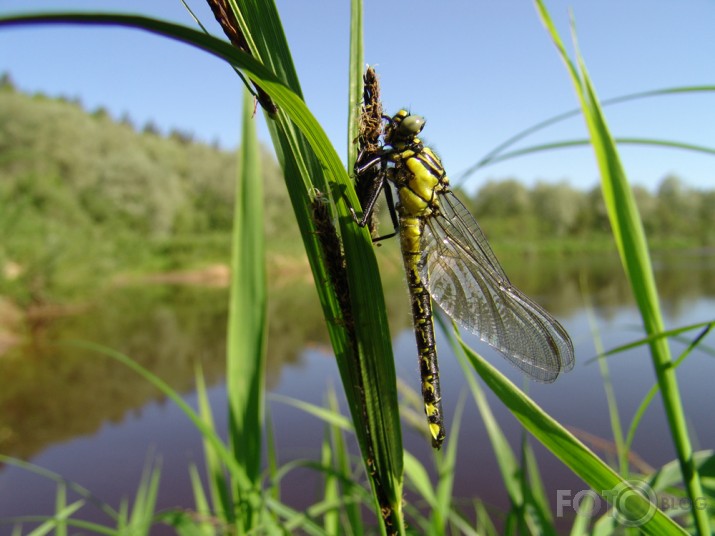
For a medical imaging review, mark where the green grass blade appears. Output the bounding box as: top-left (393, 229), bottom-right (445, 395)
top-left (582, 281), bottom-right (628, 476)
top-left (459, 85), bottom-right (715, 179)
top-left (269, 458), bottom-right (373, 504)
top-left (456, 344), bottom-right (551, 533)
top-left (342, 0), bottom-right (405, 526)
top-left (53, 482), bottom-right (67, 536)
top-left (128, 457), bottom-right (162, 533)
top-left (568, 491), bottom-right (596, 535)
top-left (264, 402), bottom-right (280, 504)
top-left (46, 519), bottom-right (118, 536)
top-left (403, 451), bottom-right (437, 508)
top-left (452, 339), bottom-right (524, 508)
top-left (0, 455), bottom-right (119, 520)
top-left (327, 386), bottom-right (363, 535)
top-left (458, 332), bottom-right (686, 535)
top-left (228, 0), bottom-right (303, 97)
top-left (263, 497), bottom-right (328, 536)
top-left (270, 393), bottom-right (354, 432)
top-left (432, 393), bottom-right (465, 535)
top-left (442, 311), bottom-right (557, 532)
top-left (195, 365), bottom-right (233, 523)
top-left (118, 498), bottom-right (129, 531)
top-left (25, 502), bottom-right (85, 536)
top-left (469, 137), bottom-right (715, 170)
top-left (586, 320), bottom-right (715, 363)
top-left (522, 440), bottom-right (555, 532)
top-left (319, 424), bottom-right (341, 536)
top-left (347, 0), bottom-right (363, 168)
top-left (474, 500), bottom-right (498, 536)
top-left (68, 341), bottom-right (251, 491)
top-left (187, 463), bottom-right (216, 535)
top-left (226, 87), bottom-right (267, 510)
top-left (625, 323), bottom-right (713, 455)
top-left (534, 3), bottom-right (710, 532)
top-left (445, 511), bottom-right (481, 536)
top-left (649, 450), bottom-right (715, 492)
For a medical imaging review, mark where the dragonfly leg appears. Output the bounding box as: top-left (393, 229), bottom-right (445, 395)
top-left (367, 184), bottom-right (398, 242)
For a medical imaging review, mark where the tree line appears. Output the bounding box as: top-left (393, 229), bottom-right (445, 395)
top-left (463, 176), bottom-right (715, 246)
top-left (1, 78), bottom-right (712, 303)
top-left (0, 77), bottom-right (289, 303)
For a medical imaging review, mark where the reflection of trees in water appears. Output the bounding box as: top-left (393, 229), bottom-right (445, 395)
top-left (2, 250), bottom-right (711, 463)
top-left (0, 277), bottom-right (347, 462)
top-left (599, 251), bottom-right (715, 320)
top-left (0, 285), bottom-right (230, 461)
top-left (492, 250), bottom-right (715, 322)
top-left (653, 251), bottom-right (715, 319)
top-left (265, 280), bottom-right (329, 387)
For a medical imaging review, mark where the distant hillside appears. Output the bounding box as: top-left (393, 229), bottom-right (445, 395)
top-left (0, 81), bottom-right (294, 236)
top-left (1, 79), bottom-right (713, 305)
top-left (0, 81), bottom-right (295, 304)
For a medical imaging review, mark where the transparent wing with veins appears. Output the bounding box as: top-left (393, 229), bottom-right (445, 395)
top-left (420, 191), bottom-right (575, 382)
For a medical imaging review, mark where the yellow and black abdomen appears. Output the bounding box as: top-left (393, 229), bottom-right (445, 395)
top-left (393, 145), bottom-right (448, 448)
top-left (399, 215), bottom-right (445, 449)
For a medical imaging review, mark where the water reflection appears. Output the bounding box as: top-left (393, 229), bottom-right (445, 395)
top-left (0, 286), bottom-right (227, 461)
top-left (0, 250), bottom-right (713, 485)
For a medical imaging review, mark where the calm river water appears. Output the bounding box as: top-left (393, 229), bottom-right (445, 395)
top-left (1, 249), bottom-right (713, 531)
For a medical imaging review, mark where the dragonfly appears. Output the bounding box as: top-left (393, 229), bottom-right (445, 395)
top-left (353, 109), bottom-right (575, 449)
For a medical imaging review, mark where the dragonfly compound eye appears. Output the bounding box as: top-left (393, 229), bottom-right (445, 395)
top-left (397, 114), bottom-right (426, 138)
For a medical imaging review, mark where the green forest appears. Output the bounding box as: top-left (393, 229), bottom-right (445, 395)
top-left (1, 75), bottom-right (713, 305)
top-left (0, 76), bottom-right (293, 304)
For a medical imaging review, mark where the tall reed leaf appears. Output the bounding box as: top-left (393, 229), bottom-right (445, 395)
top-left (344, 1), bottom-right (405, 530)
top-left (226, 86), bottom-right (266, 507)
top-left (347, 0), bottom-right (363, 168)
top-left (458, 335), bottom-right (685, 535)
top-left (534, 2), bottom-right (709, 533)
top-left (223, 7), bottom-right (403, 523)
top-left (195, 365), bottom-right (233, 523)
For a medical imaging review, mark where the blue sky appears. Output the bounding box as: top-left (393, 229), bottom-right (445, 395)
top-left (1, 0), bottom-right (713, 193)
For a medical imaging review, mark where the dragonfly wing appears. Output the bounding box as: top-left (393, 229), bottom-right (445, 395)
top-left (419, 191), bottom-right (575, 383)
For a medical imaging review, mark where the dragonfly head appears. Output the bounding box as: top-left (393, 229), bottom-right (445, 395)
top-left (385, 110), bottom-right (425, 146)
